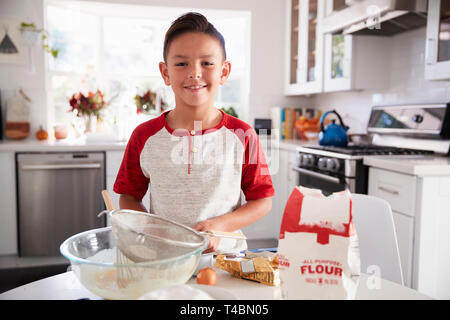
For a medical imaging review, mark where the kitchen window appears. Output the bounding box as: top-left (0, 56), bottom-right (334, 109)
top-left (44, 1), bottom-right (251, 138)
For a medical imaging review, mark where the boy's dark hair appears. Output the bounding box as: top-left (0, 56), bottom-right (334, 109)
top-left (163, 12), bottom-right (226, 62)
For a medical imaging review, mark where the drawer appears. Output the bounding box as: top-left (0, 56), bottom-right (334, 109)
top-left (368, 167), bottom-right (417, 216)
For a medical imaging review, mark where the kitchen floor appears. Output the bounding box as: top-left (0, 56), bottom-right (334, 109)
top-left (0, 238), bottom-right (278, 294)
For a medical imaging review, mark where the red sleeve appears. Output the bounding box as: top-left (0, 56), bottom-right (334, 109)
top-left (113, 127), bottom-right (150, 201)
top-left (240, 128), bottom-right (275, 201)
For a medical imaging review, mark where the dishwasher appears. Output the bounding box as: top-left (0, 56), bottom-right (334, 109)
top-left (17, 152), bottom-right (106, 256)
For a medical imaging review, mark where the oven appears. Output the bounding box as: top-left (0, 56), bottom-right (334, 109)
top-left (294, 168), bottom-right (352, 195)
top-left (294, 150), bottom-right (368, 195)
top-left (294, 102), bottom-right (449, 195)
top-left (294, 145), bottom-right (438, 195)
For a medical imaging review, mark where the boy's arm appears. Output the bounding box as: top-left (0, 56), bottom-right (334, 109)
top-left (193, 197), bottom-right (272, 252)
top-left (119, 194), bottom-right (148, 212)
top-left (211, 197), bottom-right (273, 232)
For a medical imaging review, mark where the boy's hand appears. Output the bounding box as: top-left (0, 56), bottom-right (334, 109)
top-left (193, 218), bottom-right (223, 254)
top-left (201, 234), bottom-right (221, 254)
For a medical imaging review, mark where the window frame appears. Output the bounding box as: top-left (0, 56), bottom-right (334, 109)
top-left (44, 0), bottom-right (251, 130)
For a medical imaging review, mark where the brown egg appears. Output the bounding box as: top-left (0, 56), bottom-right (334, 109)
top-left (196, 267), bottom-right (217, 286)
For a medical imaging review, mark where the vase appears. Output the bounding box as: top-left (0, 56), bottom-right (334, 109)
top-left (85, 115), bottom-right (97, 133)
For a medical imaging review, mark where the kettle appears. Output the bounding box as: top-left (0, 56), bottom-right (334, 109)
top-left (318, 110), bottom-right (349, 147)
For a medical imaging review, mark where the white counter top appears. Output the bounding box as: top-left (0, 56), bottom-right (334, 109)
top-left (0, 137), bottom-right (128, 152)
top-left (3, 136), bottom-right (447, 176)
top-left (278, 138), bottom-right (318, 151)
top-left (363, 154), bottom-right (450, 176)
top-left (0, 269), bottom-right (431, 300)
top-left (0, 136), bottom-right (315, 153)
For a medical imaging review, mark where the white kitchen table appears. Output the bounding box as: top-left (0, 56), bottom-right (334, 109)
top-left (0, 269), bottom-right (431, 300)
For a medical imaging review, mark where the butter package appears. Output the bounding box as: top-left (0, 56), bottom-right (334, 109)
top-left (278, 187), bottom-right (360, 299)
top-left (215, 253), bottom-right (280, 286)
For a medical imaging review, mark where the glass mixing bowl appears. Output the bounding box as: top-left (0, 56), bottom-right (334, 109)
top-left (60, 226), bottom-right (208, 300)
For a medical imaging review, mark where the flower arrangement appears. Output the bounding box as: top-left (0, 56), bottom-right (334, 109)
top-left (69, 90), bottom-right (107, 119)
top-left (134, 89), bottom-right (169, 114)
top-left (134, 89), bottom-right (156, 114)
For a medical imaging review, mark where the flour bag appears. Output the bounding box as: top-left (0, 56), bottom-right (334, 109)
top-left (278, 186), bottom-right (360, 299)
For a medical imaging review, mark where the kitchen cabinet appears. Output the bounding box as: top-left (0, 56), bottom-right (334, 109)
top-left (323, 33), bottom-right (390, 92)
top-left (368, 166), bottom-right (450, 299)
top-left (106, 150), bottom-right (125, 215)
top-left (322, 0), bottom-right (351, 92)
top-left (0, 152), bottom-right (18, 255)
top-left (425, 0), bottom-right (450, 80)
top-left (391, 211), bottom-right (415, 288)
top-left (368, 167), bottom-right (417, 289)
top-left (276, 147), bottom-right (299, 229)
top-left (285, 0), bottom-right (325, 95)
top-left (285, 0), bottom-right (390, 95)
top-left (105, 150), bottom-right (151, 222)
top-left (243, 145), bottom-right (298, 240)
top-left (322, 0), bottom-right (390, 92)
top-left (414, 176), bottom-right (450, 300)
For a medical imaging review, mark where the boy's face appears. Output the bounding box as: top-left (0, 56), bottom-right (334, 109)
top-left (159, 32), bottom-right (231, 110)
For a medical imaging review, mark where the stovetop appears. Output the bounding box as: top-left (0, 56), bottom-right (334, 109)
top-left (301, 144), bottom-right (434, 156)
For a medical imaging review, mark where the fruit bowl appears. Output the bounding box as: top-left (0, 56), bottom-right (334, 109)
top-left (295, 124), bottom-right (320, 140)
top-left (295, 117), bottom-right (320, 140)
top-left (60, 226), bottom-right (208, 300)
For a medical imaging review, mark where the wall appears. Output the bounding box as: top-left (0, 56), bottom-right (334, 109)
top-left (311, 27), bottom-right (450, 134)
top-left (0, 0), bottom-right (309, 137)
top-left (0, 0), bottom-right (49, 136)
top-left (4, 2), bottom-right (447, 138)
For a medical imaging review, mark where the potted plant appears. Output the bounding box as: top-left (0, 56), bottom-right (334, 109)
top-left (69, 90), bottom-right (109, 133)
top-left (20, 22), bottom-right (59, 58)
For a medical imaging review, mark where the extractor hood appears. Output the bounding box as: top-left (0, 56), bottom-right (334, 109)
top-left (321, 0), bottom-right (428, 36)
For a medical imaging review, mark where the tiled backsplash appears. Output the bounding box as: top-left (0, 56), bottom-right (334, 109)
top-left (311, 27), bottom-right (450, 134)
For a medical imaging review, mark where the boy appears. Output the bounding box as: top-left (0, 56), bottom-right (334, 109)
top-left (114, 12), bottom-right (274, 253)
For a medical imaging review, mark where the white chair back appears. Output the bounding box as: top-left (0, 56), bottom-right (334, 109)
top-left (351, 193), bottom-right (404, 285)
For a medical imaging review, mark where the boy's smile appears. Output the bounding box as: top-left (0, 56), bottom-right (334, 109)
top-left (184, 84), bottom-right (207, 92)
top-left (159, 32), bottom-right (231, 110)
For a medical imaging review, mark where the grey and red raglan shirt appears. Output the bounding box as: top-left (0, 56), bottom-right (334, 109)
top-left (114, 109), bottom-right (274, 252)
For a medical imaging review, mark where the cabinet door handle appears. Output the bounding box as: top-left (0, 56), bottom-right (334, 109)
top-left (21, 163), bottom-right (102, 170)
top-left (378, 186), bottom-right (399, 195)
top-left (292, 167), bottom-right (341, 184)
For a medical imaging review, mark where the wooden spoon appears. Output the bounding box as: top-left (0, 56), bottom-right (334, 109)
top-left (102, 189), bottom-right (115, 211)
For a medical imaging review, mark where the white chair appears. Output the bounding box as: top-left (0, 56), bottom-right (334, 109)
top-left (351, 193), bottom-right (404, 285)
